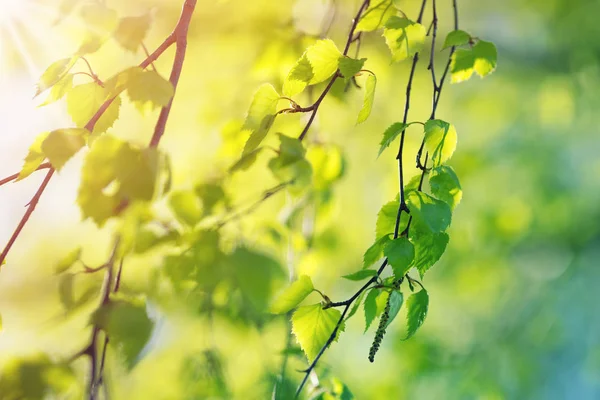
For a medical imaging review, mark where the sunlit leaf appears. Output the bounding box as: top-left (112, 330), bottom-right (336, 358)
top-left (41, 128), bottom-right (89, 171)
top-left (384, 237), bottom-right (415, 279)
top-left (451, 40), bottom-right (497, 83)
top-left (292, 303), bottom-right (342, 362)
top-left (270, 275), bottom-right (314, 314)
top-left (338, 56), bottom-right (366, 79)
top-left (66, 83), bottom-right (121, 134)
top-left (169, 190), bottom-right (203, 227)
top-left (409, 219), bottom-right (449, 278)
top-left (383, 16), bottom-right (426, 62)
top-left (17, 132), bottom-right (49, 181)
top-left (375, 199), bottom-right (408, 239)
top-left (283, 39), bottom-right (341, 96)
top-left (114, 14), bottom-right (152, 52)
top-left (357, 74), bottom-right (376, 124)
top-left (404, 289), bottom-right (429, 339)
top-left (429, 165), bottom-right (462, 210)
top-left (442, 29), bottom-right (471, 49)
top-left (241, 84), bottom-right (280, 154)
top-left (363, 234), bottom-right (391, 268)
top-left (80, 2), bottom-right (118, 33)
top-left (126, 70), bottom-right (174, 112)
top-left (356, 0), bottom-right (396, 32)
top-left (343, 269), bottom-right (377, 281)
top-left (34, 58), bottom-right (75, 97)
top-left (39, 74), bottom-right (73, 106)
top-left (406, 191), bottom-right (452, 233)
top-left (306, 145), bottom-right (345, 191)
top-left (423, 119), bottom-right (457, 167)
top-left (378, 122), bottom-right (407, 157)
top-left (54, 247), bottom-right (81, 274)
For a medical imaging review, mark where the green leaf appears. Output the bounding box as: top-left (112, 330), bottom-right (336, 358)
top-left (378, 122), bottom-right (407, 157)
top-left (93, 299), bottom-right (154, 370)
top-left (269, 157), bottom-right (312, 194)
top-left (383, 16), bottom-right (426, 62)
top-left (429, 166), bottom-right (462, 210)
top-left (383, 237), bottom-right (415, 278)
top-left (404, 289), bottom-right (429, 339)
top-left (229, 147), bottom-right (264, 173)
top-left (363, 234), bottom-right (391, 268)
top-left (306, 145), bottom-right (345, 191)
top-left (34, 58), bottom-right (75, 97)
top-left (66, 83), bottom-right (121, 134)
top-left (442, 29), bottom-right (471, 49)
top-left (270, 275), bottom-right (314, 314)
top-left (17, 132), bottom-right (49, 181)
top-left (375, 199), bottom-right (408, 239)
top-left (342, 269), bottom-right (377, 281)
top-left (338, 56), bottom-right (366, 79)
top-left (410, 220), bottom-right (449, 278)
top-left (126, 70), bottom-right (174, 112)
top-left (423, 119), bottom-right (457, 167)
top-left (357, 74), bottom-right (376, 124)
top-left (451, 39), bottom-right (498, 83)
top-left (406, 191), bottom-right (452, 233)
top-left (292, 304), bottom-right (342, 362)
top-left (363, 288), bottom-right (380, 332)
top-left (277, 133), bottom-right (306, 166)
top-left (283, 39), bottom-right (341, 96)
top-left (243, 114), bottom-right (276, 155)
top-left (356, 0), bottom-right (396, 32)
top-left (241, 84), bottom-right (280, 154)
top-left (114, 14), bottom-right (151, 52)
top-left (39, 74), bottom-right (73, 106)
top-left (41, 128), bottom-right (89, 171)
top-left (384, 290), bottom-right (403, 328)
top-left (195, 183), bottom-right (227, 215)
top-left (54, 247), bottom-right (81, 274)
top-left (345, 290), bottom-right (366, 322)
top-left (168, 190), bottom-right (203, 227)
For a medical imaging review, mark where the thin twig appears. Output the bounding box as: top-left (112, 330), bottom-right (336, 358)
top-left (0, 162), bottom-right (52, 187)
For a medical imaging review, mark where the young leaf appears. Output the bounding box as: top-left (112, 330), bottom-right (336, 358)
top-left (277, 133), bottom-right (306, 166)
top-left (35, 58), bottom-right (75, 97)
top-left (410, 220), bottom-right (449, 278)
top-left (168, 190), bottom-right (203, 227)
top-left (363, 234), bottom-right (392, 268)
top-left (343, 269), bottom-right (377, 281)
top-left (384, 290), bottom-right (403, 328)
top-left (383, 16), bottom-right (426, 62)
top-left (338, 56), bottom-right (366, 79)
top-left (292, 304), bottom-right (342, 362)
top-left (363, 289), bottom-right (380, 332)
top-left (356, 0), bottom-right (396, 32)
top-left (404, 289), bottom-right (429, 340)
top-left (429, 166), bottom-right (462, 210)
top-left (241, 84), bottom-right (280, 154)
top-left (92, 299), bottom-right (154, 370)
top-left (114, 14), bottom-right (152, 52)
top-left (378, 122), bottom-right (408, 157)
top-left (66, 83), bottom-right (121, 134)
top-left (283, 39), bottom-right (342, 96)
top-left (229, 147), bottom-right (264, 173)
top-left (17, 132), bottom-right (50, 181)
top-left (442, 29), bottom-right (471, 49)
top-left (451, 39), bottom-right (498, 83)
top-left (41, 128), bottom-right (89, 171)
top-left (383, 237), bottom-right (415, 279)
top-left (126, 70), bottom-right (174, 112)
top-left (268, 157), bottom-right (312, 194)
top-left (423, 119), bottom-right (457, 167)
top-left (54, 247), bottom-right (82, 274)
top-left (39, 74), bottom-right (74, 107)
top-left (406, 191), bottom-right (452, 233)
top-left (345, 290), bottom-right (366, 322)
top-left (270, 275), bottom-right (314, 314)
top-left (79, 2), bottom-right (118, 33)
top-left (375, 199), bottom-right (408, 239)
top-left (357, 74), bottom-right (376, 124)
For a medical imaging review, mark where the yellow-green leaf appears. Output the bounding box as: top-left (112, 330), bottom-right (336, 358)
top-left (451, 40), bottom-right (498, 83)
top-left (54, 247), bottom-right (82, 274)
top-left (356, 0), bottom-right (396, 32)
top-left (283, 39), bottom-right (341, 96)
top-left (39, 74), bottom-right (74, 107)
top-left (423, 119), bottom-right (457, 167)
top-left (404, 289), bottom-right (429, 339)
top-left (126, 70), bottom-right (174, 112)
top-left (114, 14), bottom-right (152, 52)
top-left (66, 83), bottom-right (121, 134)
top-left (241, 84), bottom-right (280, 150)
top-left (383, 16), bottom-right (426, 62)
top-left (168, 190), bottom-right (203, 227)
top-left (292, 303), bottom-right (342, 362)
top-left (270, 275), bottom-right (314, 314)
top-left (34, 58), bottom-right (75, 97)
top-left (41, 128), bottom-right (89, 171)
top-left (17, 132), bottom-right (50, 181)
top-left (357, 74), bottom-right (376, 124)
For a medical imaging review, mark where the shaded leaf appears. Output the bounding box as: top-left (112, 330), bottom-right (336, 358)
top-left (169, 190), bottom-right (203, 227)
top-left (114, 14), bottom-right (151, 52)
top-left (406, 191), bottom-right (452, 233)
top-left (363, 234), bottom-right (391, 268)
top-left (54, 247), bottom-right (81, 274)
top-left (41, 128), bottom-right (89, 171)
top-left (410, 219), bottom-right (449, 278)
top-left (375, 199), bottom-right (408, 239)
top-left (357, 74), bottom-right (376, 124)
top-left (378, 122), bottom-right (407, 157)
top-left (429, 165), bottom-right (462, 210)
top-left (292, 304), bottom-right (342, 362)
top-left (270, 275), bottom-right (314, 314)
top-left (338, 56), bottom-right (366, 79)
top-left (229, 147), bottom-right (264, 173)
top-left (404, 289), bottom-right (429, 339)
top-left (423, 119), bottom-right (457, 167)
top-left (442, 29), bottom-right (471, 49)
top-left (384, 237), bottom-right (415, 279)
top-left (244, 114), bottom-right (276, 156)
top-left (384, 290), bottom-right (403, 328)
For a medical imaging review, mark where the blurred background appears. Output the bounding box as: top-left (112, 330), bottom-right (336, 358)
top-left (0, 0), bottom-right (599, 399)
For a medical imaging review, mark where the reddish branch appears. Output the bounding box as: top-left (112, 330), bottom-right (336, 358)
top-left (0, 0), bottom-right (198, 268)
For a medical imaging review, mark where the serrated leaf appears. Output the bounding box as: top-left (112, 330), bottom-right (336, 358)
top-left (343, 269), bottom-right (377, 281)
top-left (375, 199), bottom-right (408, 239)
top-left (270, 275), bottom-right (314, 314)
top-left (384, 237), bottom-right (415, 278)
top-left (429, 166), bottom-right (462, 210)
top-left (384, 290), bottom-right (403, 328)
top-left (356, 0), bottom-right (396, 32)
top-left (126, 70), bottom-right (174, 112)
top-left (363, 289), bottom-right (379, 332)
top-left (35, 58), bottom-right (75, 97)
top-left (378, 122), bottom-right (407, 157)
top-left (243, 114), bottom-right (276, 155)
top-left (169, 190), bottom-right (203, 227)
top-left (383, 16), bottom-right (426, 62)
top-left (41, 128), bottom-right (89, 171)
top-left (423, 119), bottom-right (457, 167)
top-left (442, 29), bottom-right (471, 49)
top-left (243, 83), bottom-right (280, 131)
top-left (93, 299), bottom-right (154, 370)
top-left (39, 74), bottom-right (73, 106)
top-left (229, 147), bottom-right (263, 173)
top-left (66, 83), bottom-right (121, 134)
top-left (338, 56), bottom-right (366, 79)
top-left (292, 304), bottom-right (342, 362)
top-left (114, 14), bottom-right (151, 52)
top-left (17, 132), bottom-right (49, 181)
top-left (406, 191), bottom-right (452, 233)
top-left (357, 74), bottom-right (376, 124)
top-left (363, 234), bottom-right (391, 268)
top-left (410, 219), bottom-right (449, 278)
top-left (283, 39), bottom-right (341, 96)
top-left (451, 39), bottom-right (497, 83)
top-left (404, 289), bottom-right (428, 339)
